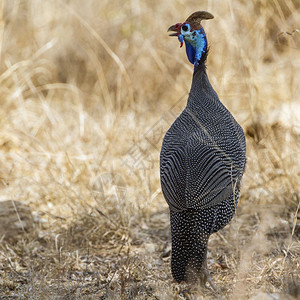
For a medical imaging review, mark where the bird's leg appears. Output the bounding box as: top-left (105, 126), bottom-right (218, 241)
top-left (201, 256), bottom-right (217, 291)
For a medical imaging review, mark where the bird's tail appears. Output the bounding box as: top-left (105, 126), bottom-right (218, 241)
top-left (170, 209), bottom-right (210, 283)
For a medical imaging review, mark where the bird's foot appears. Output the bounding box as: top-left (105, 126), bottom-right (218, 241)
top-left (204, 269), bottom-right (217, 292)
top-left (200, 262), bottom-right (218, 292)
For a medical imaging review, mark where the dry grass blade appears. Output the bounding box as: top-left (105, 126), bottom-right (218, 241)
top-left (0, 0), bottom-right (299, 299)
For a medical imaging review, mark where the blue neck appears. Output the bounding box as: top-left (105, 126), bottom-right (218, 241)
top-left (179, 28), bottom-right (208, 66)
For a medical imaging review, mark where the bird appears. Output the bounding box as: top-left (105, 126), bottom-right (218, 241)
top-left (160, 11), bottom-right (246, 288)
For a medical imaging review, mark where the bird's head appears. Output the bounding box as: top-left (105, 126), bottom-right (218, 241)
top-left (168, 11), bottom-right (214, 66)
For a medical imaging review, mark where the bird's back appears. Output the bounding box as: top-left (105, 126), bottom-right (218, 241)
top-left (160, 68), bottom-right (246, 213)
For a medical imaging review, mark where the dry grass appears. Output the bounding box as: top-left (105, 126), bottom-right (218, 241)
top-left (0, 0), bottom-right (299, 299)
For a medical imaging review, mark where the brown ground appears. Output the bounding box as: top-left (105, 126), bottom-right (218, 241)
top-left (0, 0), bottom-right (299, 299)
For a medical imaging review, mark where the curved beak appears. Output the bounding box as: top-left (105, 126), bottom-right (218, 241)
top-left (168, 25), bottom-right (178, 36)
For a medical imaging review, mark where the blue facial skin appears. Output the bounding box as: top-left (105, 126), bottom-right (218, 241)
top-left (178, 25), bottom-right (207, 66)
top-left (178, 34), bottom-right (184, 44)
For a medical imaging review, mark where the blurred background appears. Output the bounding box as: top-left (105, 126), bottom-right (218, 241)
top-left (0, 0), bottom-right (299, 298)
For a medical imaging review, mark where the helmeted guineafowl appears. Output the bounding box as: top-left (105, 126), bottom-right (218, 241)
top-left (160, 11), bottom-right (246, 287)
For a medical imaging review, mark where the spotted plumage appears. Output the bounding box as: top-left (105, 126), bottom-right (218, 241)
top-left (161, 11), bottom-right (246, 285)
